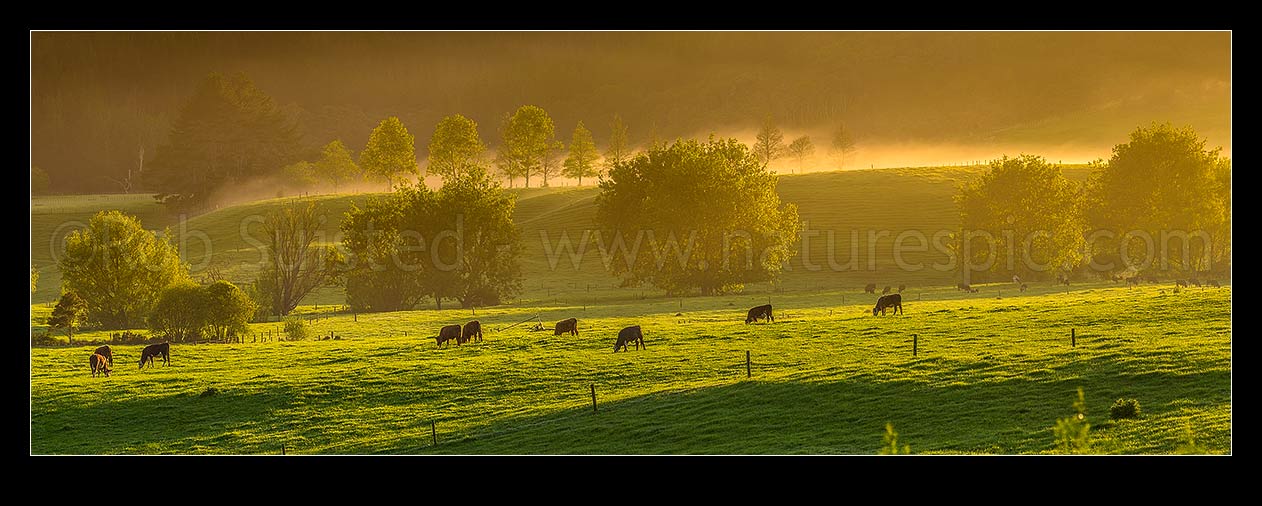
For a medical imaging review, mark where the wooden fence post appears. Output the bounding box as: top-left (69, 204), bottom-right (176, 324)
top-left (431, 421), bottom-right (437, 447)
top-left (1071, 328), bottom-right (1075, 347)
top-left (746, 351), bottom-right (751, 378)
top-left (913, 334), bottom-right (918, 357)
top-left (591, 384), bottom-right (597, 413)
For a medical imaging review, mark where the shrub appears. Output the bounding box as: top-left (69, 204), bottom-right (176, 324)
top-left (1053, 387), bottom-right (1092, 454)
top-left (283, 317), bottom-right (310, 341)
top-left (1110, 398), bottom-right (1142, 420)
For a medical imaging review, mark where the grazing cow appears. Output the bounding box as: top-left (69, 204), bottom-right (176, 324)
top-left (1013, 275), bottom-right (1022, 285)
top-left (882, 286), bottom-right (892, 295)
top-left (461, 320), bottom-right (483, 344)
top-left (745, 304), bottom-right (773, 324)
top-left (864, 283), bottom-right (877, 294)
top-left (1190, 278), bottom-right (1202, 287)
top-left (1019, 283), bottom-right (1028, 292)
top-left (956, 283), bottom-right (971, 292)
top-left (898, 284), bottom-right (906, 293)
top-left (872, 294), bottom-right (903, 316)
top-left (93, 345), bottom-right (113, 367)
top-left (613, 325), bottom-right (645, 352)
top-left (435, 324), bottom-right (461, 348)
top-left (1126, 277), bottom-right (1141, 287)
top-left (138, 342), bottom-right (170, 369)
top-left (554, 318), bottom-right (579, 336)
top-left (1176, 279), bottom-right (1188, 288)
top-left (89, 353), bottom-right (111, 378)
top-left (1209, 279), bottom-right (1221, 288)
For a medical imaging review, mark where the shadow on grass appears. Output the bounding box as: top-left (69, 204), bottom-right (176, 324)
top-left (397, 358), bottom-right (1228, 455)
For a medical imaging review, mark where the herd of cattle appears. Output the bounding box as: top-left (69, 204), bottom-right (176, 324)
top-left (83, 275), bottom-right (1226, 376)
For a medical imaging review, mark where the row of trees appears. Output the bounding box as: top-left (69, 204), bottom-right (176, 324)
top-left (955, 123), bottom-right (1231, 281)
top-left (753, 116), bottom-right (858, 173)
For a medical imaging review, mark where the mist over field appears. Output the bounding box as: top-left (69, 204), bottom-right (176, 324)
top-left (32, 31), bottom-right (1229, 192)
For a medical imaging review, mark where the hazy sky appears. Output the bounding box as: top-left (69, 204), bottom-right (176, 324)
top-left (31, 31), bottom-right (1230, 191)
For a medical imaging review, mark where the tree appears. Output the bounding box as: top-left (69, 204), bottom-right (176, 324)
top-left (502, 105), bottom-right (556, 188)
top-left (595, 137), bottom-right (801, 296)
top-left (315, 140), bottom-right (360, 192)
top-left (149, 281), bottom-right (210, 342)
top-left (1087, 123), bottom-right (1230, 274)
top-left (540, 140), bottom-right (565, 187)
top-left (786, 136), bottom-right (815, 174)
top-left (256, 202), bottom-right (343, 316)
top-left (563, 121), bottom-right (601, 186)
top-left (204, 280), bottom-right (257, 341)
top-left (427, 114), bottom-right (486, 180)
top-left (31, 166), bottom-right (50, 195)
top-left (360, 116), bottom-right (417, 191)
top-left (281, 160), bottom-right (320, 189)
top-left (47, 291), bottom-right (88, 344)
top-left (955, 155), bottom-right (1086, 282)
top-left (831, 123), bottom-right (857, 169)
top-left (58, 210), bottom-right (189, 329)
top-left (144, 72), bottom-right (302, 211)
top-left (604, 114), bottom-right (630, 170)
top-left (752, 116), bottom-right (785, 169)
top-left (341, 168), bottom-right (522, 311)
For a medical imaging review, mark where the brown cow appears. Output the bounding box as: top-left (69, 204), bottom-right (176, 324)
top-left (864, 283), bottom-right (877, 294)
top-left (745, 304), bottom-right (773, 324)
top-left (461, 320), bottom-right (483, 344)
top-left (1020, 283), bottom-right (1028, 292)
top-left (94, 345), bottom-right (113, 367)
top-left (89, 353), bottom-right (111, 377)
top-left (138, 342), bottom-right (170, 369)
top-left (898, 284), bottom-right (906, 293)
top-left (872, 294), bottom-right (903, 316)
top-left (882, 286), bottom-right (892, 295)
top-left (436, 325), bottom-right (461, 348)
top-left (554, 318), bottom-right (579, 336)
top-left (613, 325), bottom-right (645, 352)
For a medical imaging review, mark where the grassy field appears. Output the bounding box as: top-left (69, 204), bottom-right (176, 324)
top-left (29, 165), bottom-right (1095, 305)
top-left (30, 282), bottom-right (1230, 454)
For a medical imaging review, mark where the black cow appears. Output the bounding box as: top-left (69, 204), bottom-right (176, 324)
top-left (1208, 279), bottom-right (1221, 288)
top-left (93, 345), bottom-right (113, 367)
top-left (882, 286), bottom-right (892, 295)
top-left (1126, 277), bottom-right (1141, 287)
top-left (898, 284), bottom-right (906, 293)
top-left (554, 318), bottom-right (579, 336)
top-left (461, 320), bottom-right (483, 344)
top-left (864, 283), bottom-right (877, 294)
top-left (435, 324), bottom-right (461, 347)
top-left (872, 294), bottom-right (903, 316)
top-left (1175, 279), bottom-right (1188, 288)
top-left (745, 304), bottom-right (773, 324)
top-left (1190, 278), bottom-right (1202, 287)
top-left (613, 325), bottom-right (645, 352)
top-left (138, 342), bottom-right (170, 369)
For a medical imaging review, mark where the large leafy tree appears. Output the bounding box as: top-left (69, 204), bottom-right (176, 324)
top-left (149, 281), bottom-right (210, 342)
top-left (360, 116), bottom-right (417, 191)
top-left (47, 291), bottom-right (88, 343)
top-left (427, 114), bottom-right (486, 181)
top-left (1087, 123), bottom-right (1231, 274)
top-left (58, 210), bottom-right (189, 329)
top-left (144, 72), bottom-right (302, 210)
top-left (255, 202), bottom-right (343, 316)
top-left (205, 280), bottom-right (257, 341)
top-left (955, 155), bottom-right (1086, 281)
top-left (502, 105), bottom-right (556, 188)
top-left (563, 121), bottom-right (601, 186)
top-left (341, 168), bottom-right (522, 311)
top-left (315, 140), bottom-right (360, 192)
top-left (752, 116), bottom-right (785, 169)
top-left (596, 137), bottom-right (801, 296)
